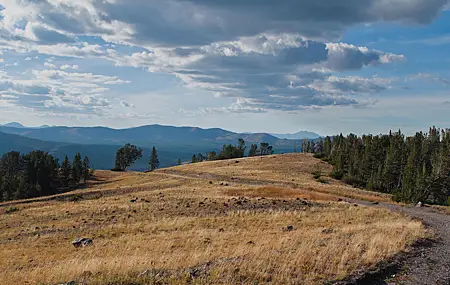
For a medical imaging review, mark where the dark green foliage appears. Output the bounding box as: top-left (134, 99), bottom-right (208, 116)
top-left (312, 171), bottom-right (322, 180)
top-left (199, 139), bottom-right (274, 162)
top-left (307, 128), bottom-right (450, 205)
top-left (60, 155), bottom-right (71, 186)
top-left (114, 144), bottom-right (143, 171)
top-left (248, 144), bottom-right (258, 157)
top-left (0, 150), bottom-right (90, 202)
top-left (5, 206), bottom-right (18, 214)
top-left (191, 154), bottom-right (197, 164)
top-left (82, 156), bottom-right (90, 183)
top-left (72, 153), bottom-right (82, 184)
top-left (330, 170), bottom-right (344, 180)
top-left (149, 146), bottom-right (160, 171)
top-left (177, 159), bottom-right (182, 166)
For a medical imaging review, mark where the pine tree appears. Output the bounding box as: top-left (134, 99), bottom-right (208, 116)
top-left (149, 147), bottom-right (160, 171)
top-left (82, 156), bottom-right (90, 183)
top-left (191, 154), bottom-right (197, 164)
top-left (72, 153), bottom-right (82, 185)
top-left (60, 155), bottom-right (71, 187)
top-left (177, 159), bottom-right (182, 166)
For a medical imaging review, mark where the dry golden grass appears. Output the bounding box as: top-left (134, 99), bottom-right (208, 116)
top-left (0, 154), bottom-right (426, 285)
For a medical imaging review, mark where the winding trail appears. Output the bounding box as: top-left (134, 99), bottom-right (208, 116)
top-left (157, 169), bottom-right (450, 285)
top-left (345, 199), bottom-right (450, 285)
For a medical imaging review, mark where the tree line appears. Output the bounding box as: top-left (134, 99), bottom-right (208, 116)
top-left (0, 151), bottom-right (91, 202)
top-left (191, 139), bottom-right (274, 163)
top-left (303, 127), bottom-right (450, 205)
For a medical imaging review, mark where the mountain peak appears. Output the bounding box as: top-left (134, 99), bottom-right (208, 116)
top-left (2, 122), bottom-right (26, 128)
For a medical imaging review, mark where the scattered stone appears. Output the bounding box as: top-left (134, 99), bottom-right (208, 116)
top-left (416, 201), bottom-right (423, 208)
top-left (338, 198), bottom-right (343, 202)
top-left (247, 240), bottom-right (255, 245)
top-left (372, 201), bottom-right (380, 205)
top-left (235, 161), bottom-right (240, 164)
top-left (209, 181), bottom-right (213, 184)
top-left (353, 204), bottom-right (359, 207)
top-left (129, 198), bottom-right (137, 203)
top-left (322, 228), bottom-right (334, 234)
top-left (283, 225), bottom-right (294, 232)
top-left (219, 228), bottom-right (225, 232)
top-left (72, 237), bottom-right (93, 248)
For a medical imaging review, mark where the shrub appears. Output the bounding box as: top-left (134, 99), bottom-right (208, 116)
top-left (313, 153), bottom-right (327, 159)
top-left (5, 207), bottom-right (19, 214)
top-left (330, 170), bottom-right (344, 180)
top-left (312, 171), bottom-right (322, 180)
top-left (317, 178), bottom-right (328, 184)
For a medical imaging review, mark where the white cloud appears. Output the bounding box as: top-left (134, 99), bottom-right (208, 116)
top-left (60, 64), bottom-right (79, 70)
top-left (44, 62), bottom-right (57, 69)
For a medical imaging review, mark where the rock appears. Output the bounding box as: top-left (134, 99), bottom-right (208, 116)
top-left (416, 201), bottom-right (423, 208)
top-left (72, 238), bottom-right (93, 248)
top-left (219, 228), bottom-right (225, 232)
top-left (322, 228), bottom-right (334, 234)
top-left (129, 198), bottom-right (137, 203)
top-left (338, 198), bottom-right (343, 202)
top-left (283, 225), bottom-right (294, 232)
top-left (372, 201), bottom-right (379, 205)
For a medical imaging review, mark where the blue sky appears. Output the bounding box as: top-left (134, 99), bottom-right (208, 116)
top-left (0, 1), bottom-right (449, 136)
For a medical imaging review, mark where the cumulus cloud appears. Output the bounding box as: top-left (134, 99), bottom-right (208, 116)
top-left (108, 33), bottom-right (402, 110)
top-left (0, 0), bottom-right (446, 114)
top-left (44, 62), bottom-right (57, 69)
top-left (0, 68), bottom-right (131, 113)
top-left (60, 64), bottom-right (79, 70)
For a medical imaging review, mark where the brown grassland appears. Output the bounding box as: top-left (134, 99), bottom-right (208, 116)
top-left (0, 154), bottom-right (426, 284)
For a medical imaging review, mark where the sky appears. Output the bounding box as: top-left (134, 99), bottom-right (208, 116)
top-left (0, 0), bottom-right (450, 136)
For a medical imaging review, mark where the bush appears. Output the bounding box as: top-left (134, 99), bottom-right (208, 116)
top-left (313, 152), bottom-right (327, 159)
top-left (312, 171), bottom-right (322, 180)
top-left (330, 170), bottom-right (344, 180)
top-left (5, 207), bottom-right (19, 214)
top-left (391, 189), bottom-right (403, 203)
top-left (111, 167), bottom-right (125, 172)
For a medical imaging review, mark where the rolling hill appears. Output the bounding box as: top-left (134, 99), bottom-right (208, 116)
top-left (0, 132), bottom-right (188, 170)
top-left (0, 124), bottom-right (317, 169)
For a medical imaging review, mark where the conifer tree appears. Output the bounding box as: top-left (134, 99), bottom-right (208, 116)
top-left (60, 155), bottom-right (71, 187)
top-left (149, 146), bottom-right (160, 171)
top-left (72, 153), bottom-right (82, 184)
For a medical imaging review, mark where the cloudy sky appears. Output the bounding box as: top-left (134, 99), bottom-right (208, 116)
top-left (0, 0), bottom-right (449, 135)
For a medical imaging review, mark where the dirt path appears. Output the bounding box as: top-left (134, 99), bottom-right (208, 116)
top-left (158, 169), bottom-right (450, 285)
top-left (343, 199), bottom-right (450, 285)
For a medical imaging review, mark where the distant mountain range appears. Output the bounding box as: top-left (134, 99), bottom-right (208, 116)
top-left (271, 131), bottom-right (321, 140)
top-left (0, 123), bottom-right (320, 170)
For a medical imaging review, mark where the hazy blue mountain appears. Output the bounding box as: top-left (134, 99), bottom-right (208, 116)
top-left (271, 131), bottom-right (321, 140)
top-left (0, 124), bottom-right (314, 169)
top-left (2, 122), bottom-right (26, 128)
top-left (0, 131), bottom-right (188, 170)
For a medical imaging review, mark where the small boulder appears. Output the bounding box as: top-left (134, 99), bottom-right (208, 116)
top-left (322, 228), bottom-right (334, 234)
top-left (72, 238), bottom-right (93, 248)
top-left (283, 225), bottom-right (294, 232)
top-left (416, 201), bottom-right (423, 208)
top-left (372, 201), bottom-right (379, 205)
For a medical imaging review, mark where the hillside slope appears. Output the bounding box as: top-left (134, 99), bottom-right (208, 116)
top-left (0, 154), bottom-right (429, 285)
